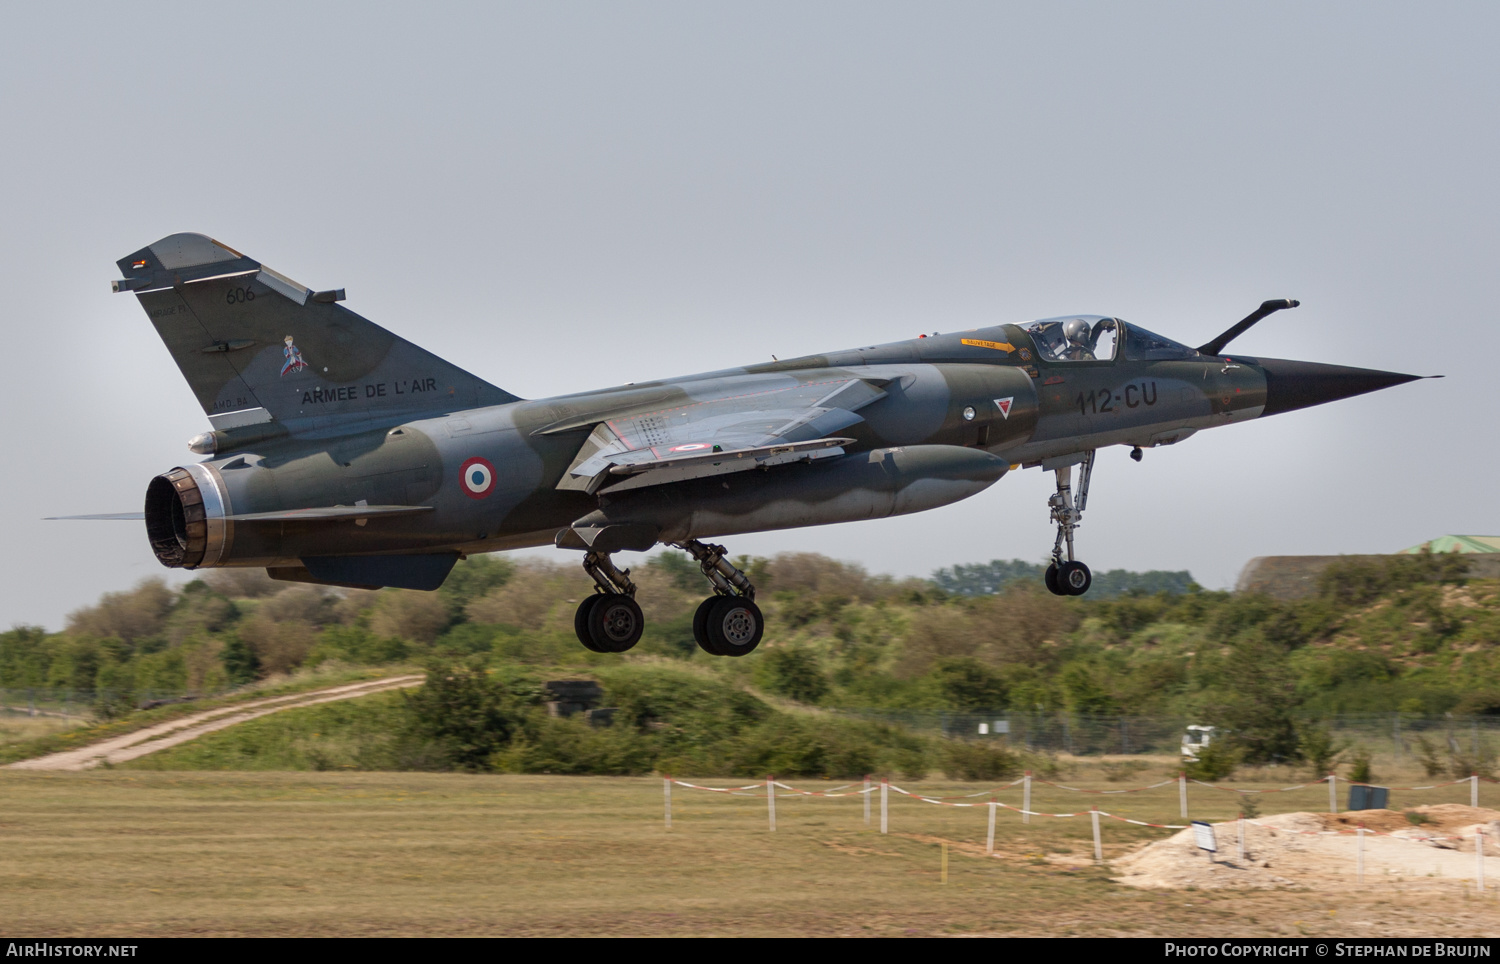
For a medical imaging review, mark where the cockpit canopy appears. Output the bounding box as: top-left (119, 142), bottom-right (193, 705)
top-left (1024, 316), bottom-right (1199, 363)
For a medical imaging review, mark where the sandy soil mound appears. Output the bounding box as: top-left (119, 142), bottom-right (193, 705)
top-left (1112, 805), bottom-right (1500, 891)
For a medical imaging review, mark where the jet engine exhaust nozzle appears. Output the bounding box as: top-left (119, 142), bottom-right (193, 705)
top-left (143, 464), bottom-right (231, 569)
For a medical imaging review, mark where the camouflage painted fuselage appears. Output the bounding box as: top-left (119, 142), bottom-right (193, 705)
top-left (192, 326), bottom-right (1267, 568)
top-left (109, 233), bottom-right (1418, 587)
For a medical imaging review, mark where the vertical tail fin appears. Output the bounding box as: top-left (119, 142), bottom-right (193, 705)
top-left (114, 233), bottom-right (518, 434)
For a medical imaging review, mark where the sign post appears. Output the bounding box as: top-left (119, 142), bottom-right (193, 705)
top-left (1192, 820), bottom-right (1217, 865)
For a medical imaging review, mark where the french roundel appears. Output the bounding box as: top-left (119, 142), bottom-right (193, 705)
top-left (459, 456), bottom-right (496, 499)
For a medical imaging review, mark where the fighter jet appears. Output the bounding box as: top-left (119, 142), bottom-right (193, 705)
top-left (78, 233), bottom-right (1427, 657)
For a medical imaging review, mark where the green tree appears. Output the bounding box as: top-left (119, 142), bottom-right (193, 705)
top-left (221, 635), bottom-right (260, 685)
top-left (927, 657), bottom-right (1008, 711)
top-left (1201, 631), bottom-right (1301, 764)
top-left (1296, 722), bottom-right (1347, 778)
top-left (403, 659), bottom-right (519, 771)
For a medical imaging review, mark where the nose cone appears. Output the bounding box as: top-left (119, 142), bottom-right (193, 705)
top-left (1256, 358), bottom-right (1424, 417)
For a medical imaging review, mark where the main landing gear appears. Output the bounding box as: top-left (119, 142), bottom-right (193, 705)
top-left (569, 541), bottom-right (764, 657)
top-left (573, 551), bottom-right (644, 653)
top-left (677, 540), bottom-right (764, 658)
top-left (1044, 451), bottom-right (1094, 597)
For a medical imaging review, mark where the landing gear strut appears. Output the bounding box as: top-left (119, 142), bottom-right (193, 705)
top-left (676, 540), bottom-right (764, 657)
top-left (573, 551), bottom-right (644, 653)
top-left (1045, 451), bottom-right (1094, 597)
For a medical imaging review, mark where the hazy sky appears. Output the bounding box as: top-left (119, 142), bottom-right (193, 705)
top-left (2, 2), bottom-right (1495, 629)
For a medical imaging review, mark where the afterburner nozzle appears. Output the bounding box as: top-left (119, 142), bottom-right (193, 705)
top-left (1255, 358), bottom-right (1425, 417)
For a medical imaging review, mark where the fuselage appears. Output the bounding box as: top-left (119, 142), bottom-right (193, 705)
top-left (193, 320), bottom-right (1269, 568)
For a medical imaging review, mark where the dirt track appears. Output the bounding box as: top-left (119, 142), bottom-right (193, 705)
top-left (4, 675), bottom-right (424, 771)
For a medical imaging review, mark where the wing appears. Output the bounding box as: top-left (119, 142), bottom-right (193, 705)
top-left (544, 376), bottom-right (888, 494)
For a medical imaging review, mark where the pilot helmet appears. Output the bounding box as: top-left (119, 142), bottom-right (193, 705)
top-left (1062, 317), bottom-right (1092, 347)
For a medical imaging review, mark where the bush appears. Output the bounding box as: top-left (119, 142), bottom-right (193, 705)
top-left (1297, 723), bottom-right (1347, 778)
top-left (1412, 734), bottom-right (1497, 779)
top-left (1183, 739), bottom-right (1240, 782)
top-left (308, 625), bottom-right (408, 666)
top-left (66, 579), bottom-right (176, 645)
top-left (943, 741), bottom-right (1020, 781)
top-left (754, 647), bottom-right (830, 704)
top-left (1413, 736), bottom-right (1447, 778)
top-left (1347, 746), bottom-right (1375, 784)
top-left (496, 715), bottom-right (657, 775)
top-left (220, 635), bottom-right (260, 685)
top-left (1100, 760), bottom-right (1149, 783)
top-left (928, 656), bottom-right (1007, 711)
top-left (402, 659), bottom-right (521, 771)
top-left (1317, 551), bottom-right (1468, 607)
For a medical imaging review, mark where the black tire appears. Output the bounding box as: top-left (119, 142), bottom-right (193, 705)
top-left (692, 597), bottom-right (722, 655)
top-left (1060, 561), bottom-right (1092, 596)
top-left (574, 595), bottom-right (609, 652)
top-left (1044, 563), bottom-right (1064, 596)
top-left (587, 593), bottom-right (644, 653)
top-left (705, 596), bottom-right (764, 657)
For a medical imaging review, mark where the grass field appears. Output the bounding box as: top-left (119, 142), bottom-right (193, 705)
top-left (0, 770), bottom-right (1496, 937)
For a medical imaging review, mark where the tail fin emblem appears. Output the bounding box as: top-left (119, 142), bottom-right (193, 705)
top-left (280, 335), bottom-right (308, 376)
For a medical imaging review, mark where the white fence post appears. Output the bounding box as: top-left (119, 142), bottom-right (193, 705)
top-left (1091, 808), bottom-right (1102, 864)
top-left (1356, 825), bottom-right (1365, 883)
top-left (1237, 814), bottom-right (1245, 862)
top-left (1179, 772), bottom-right (1187, 820)
top-left (880, 779), bottom-right (889, 835)
top-left (1474, 774), bottom-right (1480, 809)
top-left (864, 774), bottom-right (871, 826)
top-left (1329, 773), bottom-right (1338, 814)
top-left (767, 775), bottom-right (776, 832)
top-left (664, 775), bottom-right (672, 830)
top-left (986, 801), bottom-right (997, 854)
top-left (1023, 771), bottom-right (1032, 825)
top-left (1477, 828), bottom-right (1486, 894)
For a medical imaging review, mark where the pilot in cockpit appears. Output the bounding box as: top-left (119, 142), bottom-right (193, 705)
top-left (1060, 317), bottom-right (1096, 361)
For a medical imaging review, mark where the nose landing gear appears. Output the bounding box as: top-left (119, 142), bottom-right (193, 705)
top-left (677, 540), bottom-right (764, 657)
top-left (1044, 451), bottom-right (1094, 596)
